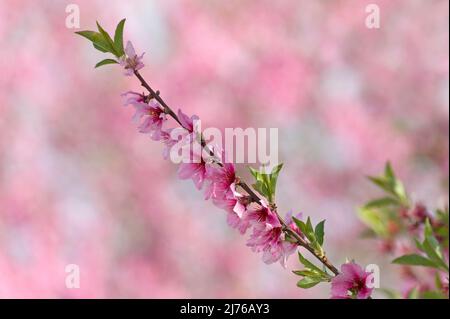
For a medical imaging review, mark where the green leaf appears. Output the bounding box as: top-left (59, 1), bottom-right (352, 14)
top-left (297, 252), bottom-right (322, 273)
top-left (248, 164), bottom-right (283, 203)
top-left (414, 238), bottom-right (424, 251)
top-left (297, 252), bottom-right (330, 279)
top-left (95, 59), bottom-right (119, 68)
top-left (249, 166), bottom-right (259, 179)
top-left (292, 270), bottom-right (317, 277)
top-left (75, 30), bottom-right (101, 42)
top-left (93, 43), bottom-right (108, 52)
top-left (293, 217), bottom-right (308, 235)
top-left (364, 197), bottom-right (399, 209)
top-left (114, 18), bottom-right (126, 57)
top-left (392, 254), bottom-right (437, 268)
top-left (296, 277), bottom-right (321, 289)
top-left (367, 176), bottom-right (392, 194)
top-left (270, 163), bottom-right (283, 176)
top-left (314, 220), bottom-right (325, 246)
top-left (393, 181), bottom-right (408, 204)
top-left (421, 219), bottom-right (449, 272)
top-left (268, 163), bottom-right (283, 200)
top-left (293, 252), bottom-right (332, 290)
top-left (304, 217), bottom-right (318, 245)
top-left (422, 238), bottom-right (449, 271)
top-left (358, 206), bottom-right (389, 237)
top-left (96, 21), bottom-right (119, 56)
top-left (367, 162), bottom-right (409, 205)
top-left (75, 30), bottom-right (111, 53)
top-left (424, 218), bottom-right (434, 239)
top-left (384, 162), bottom-right (396, 181)
top-left (306, 217), bottom-right (314, 234)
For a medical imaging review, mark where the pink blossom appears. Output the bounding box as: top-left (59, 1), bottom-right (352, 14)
top-left (130, 100), bottom-right (167, 140)
top-left (119, 41), bottom-right (145, 76)
top-left (246, 207), bottom-right (296, 266)
top-left (243, 201), bottom-right (272, 226)
top-left (285, 211), bottom-right (304, 237)
top-left (331, 262), bottom-right (374, 299)
top-left (213, 184), bottom-right (251, 234)
top-left (122, 91), bottom-right (167, 140)
top-left (121, 91), bottom-right (146, 106)
top-left (177, 149), bottom-right (207, 190)
top-left (160, 129), bottom-right (178, 160)
top-left (177, 109), bottom-right (199, 132)
top-left (204, 161), bottom-right (236, 201)
top-left (226, 209), bottom-right (251, 235)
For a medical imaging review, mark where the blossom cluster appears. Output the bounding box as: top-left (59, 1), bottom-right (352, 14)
top-left (121, 68), bottom-right (298, 266)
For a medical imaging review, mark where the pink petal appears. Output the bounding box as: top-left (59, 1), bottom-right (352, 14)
top-left (125, 41), bottom-right (136, 57)
top-left (177, 109), bottom-right (193, 131)
top-left (233, 201), bottom-right (246, 218)
top-left (177, 163), bottom-right (197, 179)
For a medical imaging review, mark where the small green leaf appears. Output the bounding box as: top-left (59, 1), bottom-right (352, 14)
top-left (269, 163), bottom-right (283, 186)
top-left (420, 218), bottom-right (449, 272)
top-left (249, 166), bottom-right (259, 179)
top-left (306, 217), bottom-right (314, 233)
top-left (95, 59), bottom-right (119, 68)
top-left (292, 270), bottom-right (317, 277)
top-left (75, 30), bottom-right (111, 53)
top-left (300, 217), bottom-right (317, 243)
top-left (248, 165), bottom-right (282, 203)
top-left (414, 238), bottom-right (424, 251)
top-left (314, 220), bottom-right (325, 246)
top-left (268, 163), bottom-right (283, 201)
top-left (75, 30), bottom-right (100, 42)
top-left (270, 163), bottom-right (283, 175)
top-left (96, 21), bottom-right (119, 56)
top-left (392, 254), bottom-right (437, 268)
top-left (424, 218), bottom-right (434, 239)
top-left (367, 164), bottom-right (409, 205)
top-left (364, 197), bottom-right (399, 209)
top-left (367, 176), bottom-right (392, 193)
top-left (114, 18), bottom-right (126, 57)
top-left (393, 181), bottom-right (408, 203)
top-left (422, 238), bottom-right (449, 271)
top-left (93, 43), bottom-right (108, 53)
top-left (384, 162), bottom-right (396, 181)
top-left (293, 217), bottom-right (307, 235)
top-left (297, 252), bottom-right (324, 274)
top-left (297, 277), bottom-right (321, 289)
top-left (358, 206), bottom-right (389, 237)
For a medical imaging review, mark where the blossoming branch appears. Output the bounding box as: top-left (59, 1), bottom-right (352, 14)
top-left (76, 19), bottom-right (376, 299)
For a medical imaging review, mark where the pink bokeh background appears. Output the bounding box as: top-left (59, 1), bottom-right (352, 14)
top-left (0, 0), bottom-right (448, 298)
